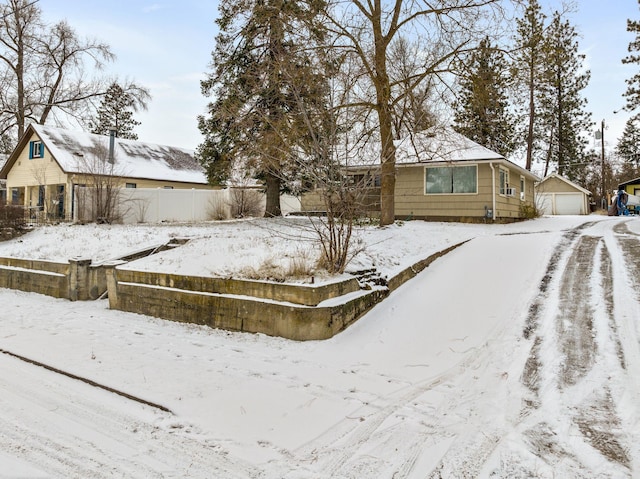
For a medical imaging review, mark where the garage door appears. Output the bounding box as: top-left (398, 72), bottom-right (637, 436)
top-left (554, 193), bottom-right (584, 215)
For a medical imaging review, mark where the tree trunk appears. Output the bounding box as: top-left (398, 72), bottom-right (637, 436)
top-left (543, 126), bottom-right (554, 177)
top-left (373, 2), bottom-right (396, 227)
top-left (264, 171), bottom-right (282, 217)
top-left (379, 109), bottom-right (396, 226)
top-left (525, 60), bottom-right (535, 171)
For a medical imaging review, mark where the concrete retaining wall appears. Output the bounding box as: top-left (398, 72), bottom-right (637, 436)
top-left (0, 240), bottom-right (468, 341)
top-left (106, 271), bottom-right (387, 341)
top-left (104, 240), bottom-right (468, 341)
top-left (0, 256), bottom-right (107, 300)
top-left (113, 269), bottom-right (360, 306)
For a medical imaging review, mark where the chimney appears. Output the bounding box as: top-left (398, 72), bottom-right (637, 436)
top-left (108, 127), bottom-right (117, 164)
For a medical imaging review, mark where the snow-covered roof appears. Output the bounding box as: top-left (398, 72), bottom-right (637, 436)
top-left (394, 127), bottom-right (504, 164)
top-left (344, 127), bottom-right (505, 168)
top-left (343, 127), bottom-right (538, 180)
top-left (31, 124), bottom-right (207, 185)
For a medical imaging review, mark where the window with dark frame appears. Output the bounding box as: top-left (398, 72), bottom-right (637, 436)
top-left (29, 141), bottom-right (44, 159)
top-left (499, 168), bottom-right (509, 195)
top-left (425, 165), bottom-right (477, 194)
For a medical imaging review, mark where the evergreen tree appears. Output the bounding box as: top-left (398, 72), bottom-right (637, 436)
top-left (91, 83), bottom-right (146, 140)
top-left (512, 0), bottom-right (547, 171)
top-left (539, 11), bottom-right (592, 180)
top-left (453, 37), bottom-right (515, 156)
top-left (197, 0), bottom-right (328, 217)
top-left (622, 1), bottom-right (640, 111)
top-left (616, 115), bottom-right (640, 168)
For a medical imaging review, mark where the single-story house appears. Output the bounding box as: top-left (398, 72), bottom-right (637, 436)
top-left (535, 173), bottom-right (592, 215)
top-left (302, 127), bottom-right (539, 222)
top-left (0, 124), bottom-right (212, 221)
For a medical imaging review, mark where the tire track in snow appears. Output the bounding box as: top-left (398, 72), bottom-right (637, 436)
top-left (288, 230), bottom-right (579, 478)
top-left (516, 221), bottom-right (634, 476)
top-left (556, 235), bottom-right (599, 387)
top-left (0, 354), bottom-right (262, 479)
top-left (287, 337), bottom-right (500, 478)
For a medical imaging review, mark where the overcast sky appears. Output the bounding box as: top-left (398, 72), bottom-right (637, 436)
top-left (37, 0), bottom-right (640, 160)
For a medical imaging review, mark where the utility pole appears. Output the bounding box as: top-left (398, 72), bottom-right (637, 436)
top-left (601, 119), bottom-right (606, 209)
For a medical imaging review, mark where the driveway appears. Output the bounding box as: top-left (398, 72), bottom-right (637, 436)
top-left (0, 217), bottom-right (638, 478)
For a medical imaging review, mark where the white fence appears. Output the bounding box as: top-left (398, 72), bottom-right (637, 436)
top-left (74, 187), bottom-right (301, 224)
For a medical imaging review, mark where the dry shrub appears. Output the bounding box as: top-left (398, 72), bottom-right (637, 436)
top-left (229, 188), bottom-right (263, 218)
top-left (520, 202), bottom-right (540, 219)
top-left (287, 247), bottom-right (316, 278)
top-left (241, 257), bottom-right (286, 282)
top-left (207, 195), bottom-right (229, 221)
top-left (0, 204), bottom-right (25, 230)
top-left (241, 248), bottom-right (316, 282)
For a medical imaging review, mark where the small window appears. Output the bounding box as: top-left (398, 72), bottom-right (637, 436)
top-left (125, 183), bottom-right (137, 188)
top-left (163, 186), bottom-right (174, 189)
top-left (520, 176), bottom-right (525, 200)
top-left (499, 168), bottom-right (509, 195)
top-left (29, 141), bottom-right (44, 159)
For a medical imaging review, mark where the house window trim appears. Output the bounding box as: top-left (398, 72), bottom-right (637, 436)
top-left (424, 164), bottom-right (478, 195)
top-left (29, 140), bottom-right (44, 159)
top-left (520, 175), bottom-right (526, 201)
top-left (125, 183), bottom-right (137, 188)
top-left (499, 167), bottom-right (510, 196)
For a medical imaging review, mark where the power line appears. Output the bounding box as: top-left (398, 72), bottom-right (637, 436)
top-left (0, 0), bottom-right (40, 21)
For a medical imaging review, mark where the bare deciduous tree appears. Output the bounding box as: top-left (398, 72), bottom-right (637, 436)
top-left (0, 0), bottom-right (148, 150)
top-left (325, 0), bottom-right (505, 225)
top-left (74, 144), bottom-right (126, 224)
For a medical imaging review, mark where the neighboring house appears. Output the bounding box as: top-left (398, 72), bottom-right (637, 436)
top-left (618, 177), bottom-right (640, 214)
top-left (536, 173), bottom-right (592, 215)
top-left (0, 124), bottom-right (211, 221)
top-left (302, 127), bottom-right (539, 222)
top-left (0, 156), bottom-right (6, 204)
top-left (619, 177), bottom-right (640, 197)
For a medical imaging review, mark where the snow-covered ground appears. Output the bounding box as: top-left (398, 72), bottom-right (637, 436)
top-left (0, 214), bottom-right (639, 478)
top-left (0, 215), bottom-right (591, 279)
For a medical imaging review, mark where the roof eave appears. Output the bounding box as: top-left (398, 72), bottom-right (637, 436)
top-left (0, 124), bottom-right (38, 179)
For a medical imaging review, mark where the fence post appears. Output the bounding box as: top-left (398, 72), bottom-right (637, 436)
top-left (68, 257), bottom-right (92, 301)
top-left (103, 261), bottom-right (125, 308)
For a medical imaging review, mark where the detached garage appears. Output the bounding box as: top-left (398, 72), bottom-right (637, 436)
top-left (536, 174), bottom-right (592, 215)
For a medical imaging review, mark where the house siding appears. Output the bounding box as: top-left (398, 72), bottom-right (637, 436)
top-left (395, 163), bottom-right (535, 220)
top-left (6, 132), bottom-right (67, 191)
top-left (6, 132), bottom-right (70, 217)
top-left (3, 129), bottom-right (214, 221)
top-left (69, 175), bottom-right (214, 190)
top-left (537, 176), bottom-right (581, 193)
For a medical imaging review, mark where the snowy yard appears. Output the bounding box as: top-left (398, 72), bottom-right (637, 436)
top-left (0, 215), bottom-right (639, 478)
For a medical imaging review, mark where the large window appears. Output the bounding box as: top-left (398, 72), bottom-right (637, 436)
top-left (425, 165), bottom-right (477, 194)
